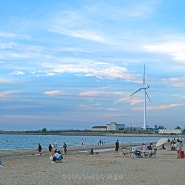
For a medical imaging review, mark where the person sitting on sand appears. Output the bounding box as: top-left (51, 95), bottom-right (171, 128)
top-left (52, 151), bottom-right (62, 162)
top-left (176, 139), bottom-right (180, 159)
top-left (147, 143), bottom-right (153, 150)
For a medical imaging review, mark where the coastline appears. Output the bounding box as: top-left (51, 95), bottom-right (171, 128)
top-left (1, 130), bottom-right (184, 137)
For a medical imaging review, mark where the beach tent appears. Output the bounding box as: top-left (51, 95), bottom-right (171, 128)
top-left (156, 138), bottom-right (168, 147)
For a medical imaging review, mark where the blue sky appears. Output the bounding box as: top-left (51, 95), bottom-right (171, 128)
top-left (0, 0), bottom-right (185, 131)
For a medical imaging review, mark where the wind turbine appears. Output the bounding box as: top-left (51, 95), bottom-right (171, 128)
top-left (130, 64), bottom-right (151, 130)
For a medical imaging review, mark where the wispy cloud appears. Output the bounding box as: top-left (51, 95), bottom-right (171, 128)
top-left (0, 90), bottom-right (18, 99)
top-left (133, 103), bottom-right (184, 111)
top-left (128, 0), bottom-right (158, 17)
top-left (80, 90), bottom-right (125, 97)
top-left (0, 31), bottom-right (17, 38)
top-left (43, 91), bottom-right (65, 96)
top-left (148, 103), bottom-right (185, 110)
top-left (162, 76), bottom-right (185, 88)
top-left (51, 28), bottom-right (106, 43)
top-left (0, 31), bottom-right (29, 39)
top-left (129, 98), bottom-right (143, 105)
top-left (11, 71), bottom-right (25, 75)
top-left (3, 115), bottom-right (33, 118)
top-left (0, 78), bottom-right (14, 83)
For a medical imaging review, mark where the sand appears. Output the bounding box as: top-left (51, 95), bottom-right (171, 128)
top-left (0, 145), bottom-right (185, 185)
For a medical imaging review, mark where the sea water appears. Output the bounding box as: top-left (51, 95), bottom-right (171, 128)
top-left (0, 134), bottom-right (165, 150)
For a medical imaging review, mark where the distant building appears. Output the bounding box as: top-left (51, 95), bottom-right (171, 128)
top-left (158, 129), bottom-right (182, 135)
top-left (92, 126), bottom-right (107, 131)
top-left (106, 122), bottom-right (125, 131)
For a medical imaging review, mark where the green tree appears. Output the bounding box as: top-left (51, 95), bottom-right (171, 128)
top-left (42, 128), bottom-right (47, 133)
top-left (158, 125), bottom-right (164, 129)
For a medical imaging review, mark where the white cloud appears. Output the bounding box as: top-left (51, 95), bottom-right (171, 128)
top-left (43, 91), bottom-right (64, 96)
top-left (42, 59), bottom-right (141, 82)
top-left (79, 90), bottom-right (124, 98)
top-left (143, 41), bottom-right (185, 63)
top-left (12, 71), bottom-right (25, 75)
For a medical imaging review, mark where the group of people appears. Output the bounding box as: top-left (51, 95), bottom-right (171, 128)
top-left (48, 142), bottom-right (67, 154)
top-left (114, 140), bottom-right (157, 157)
top-left (98, 139), bottom-right (106, 145)
top-left (49, 149), bottom-right (63, 162)
top-left (38, 138), bottom-right (183, 160)
top-left (141, 143), bottom-right (157, 157)
top-left (174, 139), bottom-right (183, 159)
top-left (37, 142), bottom-right (67, 162)
top-left (48, 142), bottom-right (67, 162)
top-left (167, 138), bottom-right (184, 159)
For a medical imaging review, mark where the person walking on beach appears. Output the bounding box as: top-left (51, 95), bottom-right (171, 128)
top-left (63, 142), bottom-right (67, 154)
top-left (48, 144), bottom-right (52, 155)
top-left (38, 143), bottom-right (42, 155)
top-left (54, 140), bottom-right (57, 148)
top-left (180, 140), bottom-right (184, 158)
top-left (114, 140), bottom-right (119, 156)
top-left (141, 143), bottom-right (147, 157)
top-left (176, 139), bottom-right (180, 159)
top-left (99, 139), bottom-right (102, 145)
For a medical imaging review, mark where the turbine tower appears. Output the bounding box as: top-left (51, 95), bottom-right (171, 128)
top-left (130, 64), bottom-right (151, 130)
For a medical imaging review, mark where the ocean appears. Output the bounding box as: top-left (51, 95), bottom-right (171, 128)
top-left (0, 134), bottom-right (168, 150)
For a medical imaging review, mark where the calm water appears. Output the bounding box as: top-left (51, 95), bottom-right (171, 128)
top-left (0, 134), bottom-right (165, 150)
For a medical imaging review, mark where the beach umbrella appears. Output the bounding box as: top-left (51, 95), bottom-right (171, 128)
top-left (156, 138), bottom-right (168, 147)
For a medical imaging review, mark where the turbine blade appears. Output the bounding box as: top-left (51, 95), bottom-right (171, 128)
top-left (143, 64), bottom-right (145, 86)
top-left (146, 91), bottom-right (151, 102)
top-left (130, 88), bottom-right (142, 96)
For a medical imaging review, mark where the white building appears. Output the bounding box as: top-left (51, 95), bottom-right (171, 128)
top-left (92, 126), bottom-right (107, 131)
top-left (158, 129), bottom-right (182, 135)
top-left (106, 122), bottom-right (125, 131)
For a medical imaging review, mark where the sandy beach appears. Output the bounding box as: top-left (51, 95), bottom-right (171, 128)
top-left (0, 144), bottom-right (185, 185)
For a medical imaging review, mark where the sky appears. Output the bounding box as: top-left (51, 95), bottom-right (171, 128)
top-left (0, 0), bottom-right (185, 131)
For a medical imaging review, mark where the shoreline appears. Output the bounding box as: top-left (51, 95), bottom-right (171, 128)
top-left (0, 143), bottom-right (143, 159)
